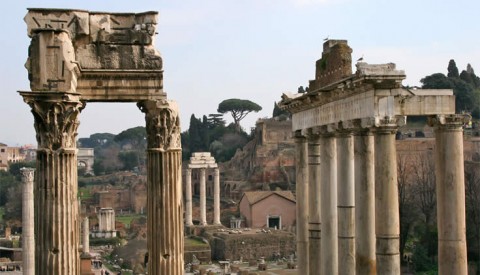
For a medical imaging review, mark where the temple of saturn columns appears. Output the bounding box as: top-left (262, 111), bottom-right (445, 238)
top-left (279, 39), bottom-right (471, 275)
top-left (20, 9), bottom-right (183, 274)
top-left (185, 152), bottom-right (222, 226)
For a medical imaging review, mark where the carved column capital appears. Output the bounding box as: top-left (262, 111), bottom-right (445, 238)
top-left (372, 115), bottom-right (406, 134)
top-left (20, 168), bottom-right (35, 183)
top-left (428, 114), bottom-right (471, 132)
top-left (138, 99), bottom-right (181, 151)
top-left (20, 92), bottom-right (84, 151)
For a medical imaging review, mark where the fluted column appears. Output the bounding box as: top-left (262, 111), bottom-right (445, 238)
top-left (213, 168), bottom-right (221, 225)
top-left (83, 217), bottom-right (90, 255)
top-left (295, 131), bottom-right (309, 275)
top-left (353, 121), bottom-right (376, 275)
top-left (21, 167), bottom-right (35, 275)
top-left (200, 168), bottom-right (207, 225)
top-left (307, 130), bottom-right (321, 275)
top-left (185, 168), bottom-right (193, 226)
top-left (20, 92), bottom-right (84, 275)
top-left (429, 114), bottom-right (469, 275)
top-left (373, 116), bottom-right (403, 274)
top-left (337, 129), bottom-right (355, 275)
top-left (320, 126), bottom-right (338, 275)
top-left (138, 99), bottom-right (184, 275)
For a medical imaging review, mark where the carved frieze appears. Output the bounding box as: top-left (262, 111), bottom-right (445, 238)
top-left (21, 92), bottom-right (84, 150)
top-left (26, 31), bottom-right (79, 92)
top-left (138, 100), bottom-right (181, 150)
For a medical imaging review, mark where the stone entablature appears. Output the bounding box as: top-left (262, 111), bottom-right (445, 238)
top-left (23, 8), bottom-right (165, 102)
top-left (189, 152), bottom-right (218, 169)
top-left (281, 63), bottom-right (455, 131)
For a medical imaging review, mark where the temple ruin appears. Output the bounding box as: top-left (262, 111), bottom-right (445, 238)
top-left (20, 8), bottom-right (183, 274)
top-left (185, 152), bottom-right (221, 226)
top-left (279, 39), bottom-right (470, 275)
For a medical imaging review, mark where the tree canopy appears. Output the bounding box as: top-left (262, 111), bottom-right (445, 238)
top-left (421, 60), bottom-right (480, 118)
top-left (217, 98), bottom-right (262, 130)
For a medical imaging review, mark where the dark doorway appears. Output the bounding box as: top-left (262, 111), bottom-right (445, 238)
top-left (268, 216), bottom-right (280, 229)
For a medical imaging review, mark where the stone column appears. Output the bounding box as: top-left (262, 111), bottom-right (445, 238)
top-left (83, 217), bottom-right (90, 255)
top-left (138, 100), bottom-right (184, 275)
top-left (21, 92), bottom-right (83, 275)
top-left (337, 129), bottom-right (355, 275)
top-left (307, 130), bottom-right (321, 275)
top-left (200, 168), bottom-right (207, 225)
top-left (294, 131), bottom-right (309, 275)
top-left (21, 167), bottom-right (35, 275)
top-left (353, 124), bottom-right (376, 275)
top-left (373, 117), bottom-right (403, 274)
top-left (185, 168), bottom-right (193, 226)
top-left (320, 127), bottom-right (338, 275)
top-left (429, 114), bottom-right (469, 275)
top-left (213, 168), bottom-right (221, 225)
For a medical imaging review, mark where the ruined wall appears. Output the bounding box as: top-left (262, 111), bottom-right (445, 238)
top-left (309, 40), bottom-right (353, 90)
top-left (222, 119), bottom-right (295, 196)
top-left (210, 232), bottom-right (295, 261)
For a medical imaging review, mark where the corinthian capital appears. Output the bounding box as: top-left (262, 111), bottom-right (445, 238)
top-left (20, 167), bottom-right (35, 183)
top-left (427, 114), bottom-right (471, 130)
top-left (20, 92), bottom-right (84, 150)
top-left (138, 99), bottom-right (181, 150)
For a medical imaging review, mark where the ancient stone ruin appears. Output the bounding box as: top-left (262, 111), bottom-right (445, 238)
top-left (20, 8), bottom-right (183, 274)
top-left (185, 152), bottom-right (221, 226)
top-left (279, 39), bottom-right (471, 275)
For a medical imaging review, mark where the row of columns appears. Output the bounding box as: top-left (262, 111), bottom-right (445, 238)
top-left (295, 115), bottom-right (468, 275)
top-left (185, 167), bottom-right (221, 226)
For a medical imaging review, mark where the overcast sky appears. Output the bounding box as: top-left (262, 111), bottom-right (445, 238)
top-left (1, 0), bottom-right (479, 146)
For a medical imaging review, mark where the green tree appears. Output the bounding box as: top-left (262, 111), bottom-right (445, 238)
top-left (79, 133), bottom-right (115, 148)
top-left (217, 99), bottom-right (262, 131)
top-left (0, 171), bottom-right (17, 206)
top-left (272, 102), bottom-right (290, 119)
top-left (114, 126), bottom-right (146, 148)
top-left (447, 59), bottom-right (459, 78)
top-left (118, 151), bottom-right (140, 171)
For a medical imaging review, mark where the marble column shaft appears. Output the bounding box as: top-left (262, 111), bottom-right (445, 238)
top-left (185, 168), bottom-right (193, 226)
top-left (83, 217), bottom-right (90, 254)
top-left (295, 133), bottom-right (309, 275)
top-left (320, 132), bottom-right (338, 275)
top-left (431, 115), bottom-right (468, 275)
top-left (214, 168), bottom-right (221, 225)
top-left (21, 168), bottom-right (35, 275)
top-left (374, 123), bottom-right (400, 274)
top-left (21, 92), bottom-right (83, 275)
top-left (308, 133), bottom-right (321, 275)
top-left (200, 168), bottom-right (207, 225)
top-left (139, 100), bottom-right (184, 275)
top-left (354, 131), bottom-right (376, 274)
top-left (337, 132), bottom-right (355, 275)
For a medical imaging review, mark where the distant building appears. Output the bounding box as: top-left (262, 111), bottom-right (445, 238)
top-left (239, 190), bottom-right (296, 229)
top-left (91, 207), bottom-right (117, 238)
top-left (78, 148), bottom-right (94, 175)
top-left (0, 143), bottom-right (26, 171)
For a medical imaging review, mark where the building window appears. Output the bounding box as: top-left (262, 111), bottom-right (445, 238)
top-left (0, 149), bottom-right (4, 152)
